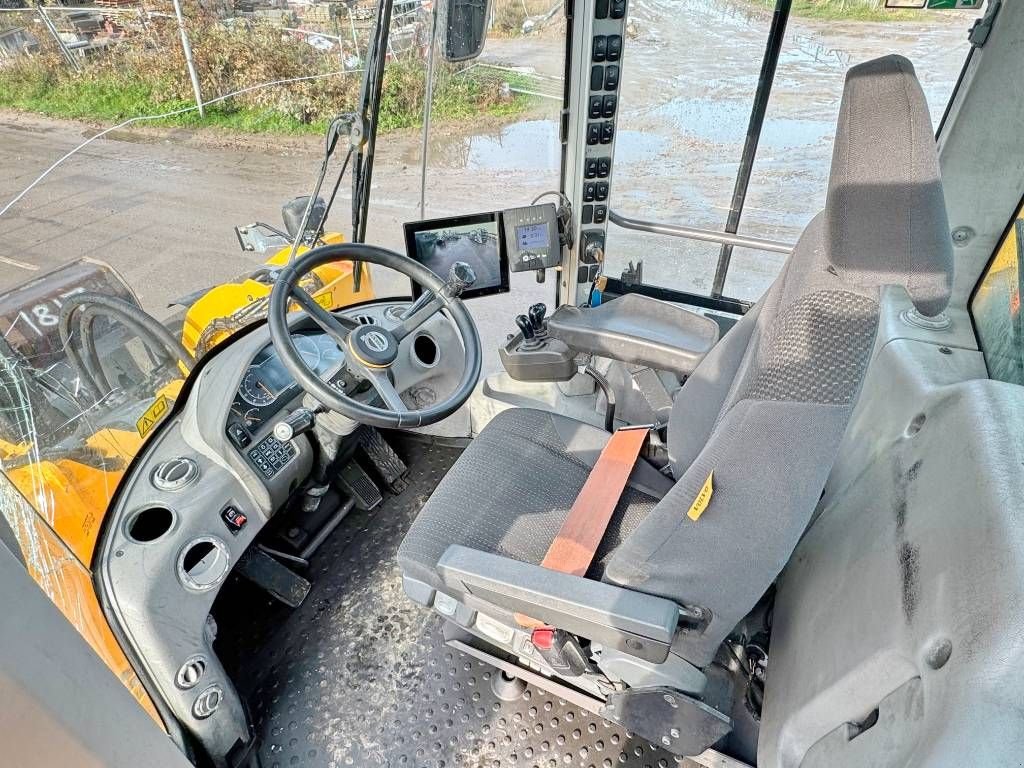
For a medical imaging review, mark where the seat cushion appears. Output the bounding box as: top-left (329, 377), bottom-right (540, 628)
top-left (397, 408), bottom-right (673, 592)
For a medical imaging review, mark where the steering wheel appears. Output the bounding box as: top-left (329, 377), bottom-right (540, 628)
top-left (268, 243), bottom-right (482, 429)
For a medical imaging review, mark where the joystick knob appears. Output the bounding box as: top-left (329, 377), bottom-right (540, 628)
top-left (528, 303), bottom-right (547, 335)
top-left (515, 314), bottom-right (535, 340)
top-left (441, 261), bottom-right (477, 299)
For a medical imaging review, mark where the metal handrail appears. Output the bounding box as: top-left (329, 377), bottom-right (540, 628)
top-left (608, 209), bottom-right (794, 255)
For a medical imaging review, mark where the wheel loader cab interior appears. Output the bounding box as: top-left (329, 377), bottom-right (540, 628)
top-left (9, 1), bottom-right (1024, 767)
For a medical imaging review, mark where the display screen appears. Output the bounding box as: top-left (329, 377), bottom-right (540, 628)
top-left (515, 223), bottom-right (550, 251)
top-left (404, 212), bottom-right (510, 300)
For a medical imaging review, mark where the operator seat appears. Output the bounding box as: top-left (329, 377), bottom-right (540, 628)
top-left (398, 55), bottom-right (954, 667)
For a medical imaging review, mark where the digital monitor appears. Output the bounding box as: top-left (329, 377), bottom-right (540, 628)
top-left (403, 211), bottom-right (510, 300)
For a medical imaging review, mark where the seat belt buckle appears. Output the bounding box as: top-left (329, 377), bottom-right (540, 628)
top-left (530, 627), bottom-right (592, 677)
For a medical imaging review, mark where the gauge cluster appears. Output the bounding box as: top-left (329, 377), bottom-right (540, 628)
top-left (225, 331), bottom-right (354, 448)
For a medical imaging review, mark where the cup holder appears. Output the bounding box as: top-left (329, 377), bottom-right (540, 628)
top-left (126, 507), bottom-right (174, 543)
top-left (177, 537), bottom-right (230, 592)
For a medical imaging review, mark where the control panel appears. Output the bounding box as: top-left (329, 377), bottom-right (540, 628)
top-left (247, 434), bottom-right (297, 479)
top-left (502, 203), bottom-right (561, 273)
top-left (498, 303), bottom-right (576, 382)
top-left (572, 0), bottom-right (629, 292)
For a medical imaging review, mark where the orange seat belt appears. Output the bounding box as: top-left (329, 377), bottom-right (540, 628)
top-left (516, 425), bottom-right (651, 628)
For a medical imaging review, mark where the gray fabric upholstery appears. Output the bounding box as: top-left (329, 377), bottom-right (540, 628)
top-left (398, 54), bottom-right (955, 669)
top-left (825, 55), bottom-right (953, 317)
top-left (397, 408), bottom-right (672, 592)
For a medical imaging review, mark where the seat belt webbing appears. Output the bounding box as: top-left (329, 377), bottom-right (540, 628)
top-left (515, 425), bottom-right (650, 628)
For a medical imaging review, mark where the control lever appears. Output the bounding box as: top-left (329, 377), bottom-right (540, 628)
top-left (273, 407), bottom-right (316, 442)
top-left (515, 314), bottom-right (535, 341)
top-left (516, 314), bottom-right (545, 351)
top-left (528, 303), bottom-right (547, 339)
top-left (440, 261), bottom-right (477, 300)
top-left (401, 261), bottom-right (477, 321)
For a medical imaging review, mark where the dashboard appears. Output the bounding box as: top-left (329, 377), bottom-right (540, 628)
top-left (224, 330), bottom-right (362, 454)
top-left (97, 299), bottom-right (467, 761)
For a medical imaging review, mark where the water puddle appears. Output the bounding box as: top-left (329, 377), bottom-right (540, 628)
top-left (420, 118), bottom-right (667, 173)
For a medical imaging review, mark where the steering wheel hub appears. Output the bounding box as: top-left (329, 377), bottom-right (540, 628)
top-left (348, 325), bottom-right (399, 368)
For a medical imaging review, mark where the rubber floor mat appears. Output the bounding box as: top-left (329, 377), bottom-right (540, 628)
top-left (221, 440), bottom-right (688, 768)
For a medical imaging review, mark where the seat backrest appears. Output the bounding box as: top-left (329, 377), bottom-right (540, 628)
top-left (604, 55), bottom-right (955, 666)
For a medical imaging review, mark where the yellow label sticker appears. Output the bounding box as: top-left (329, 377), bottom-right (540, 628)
top-left (136, 394), bottom-right (171, 438)
top-left (687, 471), bottom-right (714, 521)
top-left (313, 292), bottom-right (333, 309)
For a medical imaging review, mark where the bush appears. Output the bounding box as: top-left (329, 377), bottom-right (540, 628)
top-left (0, 1), bottom-right (529, 133)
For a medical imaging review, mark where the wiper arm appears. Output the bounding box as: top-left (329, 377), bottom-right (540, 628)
top-left (349, 0), bottom-right (396, 291)
top-left (286, 114), bottom-right (357, 264)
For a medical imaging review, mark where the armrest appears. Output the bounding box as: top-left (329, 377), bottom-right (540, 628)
top-left (437, 544), bottom-right (680, 663)
top-left (546, 294), bottom-right (720, 377)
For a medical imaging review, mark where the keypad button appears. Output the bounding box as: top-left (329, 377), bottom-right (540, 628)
top-left (607, 35), bottom-right (622, 61)
top-left (604, 65), bottom-right (619, 90)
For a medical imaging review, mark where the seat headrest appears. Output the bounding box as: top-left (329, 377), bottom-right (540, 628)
top-left (825, 54), bottom-right (953, 317)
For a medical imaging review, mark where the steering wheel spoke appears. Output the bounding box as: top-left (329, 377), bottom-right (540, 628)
top-left (290, 286), bottom-right (357, 345)
top-left (361, 367), bottom-right (407, 412)
top-left (391, 294), bottom-right (444, 342)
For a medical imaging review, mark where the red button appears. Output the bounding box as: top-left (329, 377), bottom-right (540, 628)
top-left (531, 627), bottom-right (555, 650)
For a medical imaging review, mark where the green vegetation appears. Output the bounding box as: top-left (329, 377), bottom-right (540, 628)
top-left (755, 0), bottom-right (925, 21)
top-left (0, 9), bottom-right (531, 135)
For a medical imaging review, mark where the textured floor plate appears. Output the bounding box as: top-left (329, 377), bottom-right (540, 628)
top-left (220, 441), bottom-right (689, 768)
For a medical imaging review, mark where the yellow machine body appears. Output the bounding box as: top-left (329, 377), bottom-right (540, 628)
top-left (180, 233), bottom-right (375, 358)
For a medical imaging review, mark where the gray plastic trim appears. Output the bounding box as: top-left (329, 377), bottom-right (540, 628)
top-left (437, 545), bottom-right (679, 663)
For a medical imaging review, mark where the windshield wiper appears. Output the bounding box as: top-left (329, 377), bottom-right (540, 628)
top-left (349, 0), bottom-right (396, 290)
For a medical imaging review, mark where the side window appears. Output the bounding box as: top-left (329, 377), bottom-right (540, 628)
top-left (971, 201), bottom-right (1024, 385)
top-left (605, 6), bottom-right (973, 306)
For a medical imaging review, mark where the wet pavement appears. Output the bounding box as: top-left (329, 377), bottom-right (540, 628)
top-left (0, 0), bottom-right (975, 367)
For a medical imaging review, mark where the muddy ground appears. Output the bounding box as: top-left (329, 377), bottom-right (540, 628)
top-left (0, 0), bottom-right (973, 372)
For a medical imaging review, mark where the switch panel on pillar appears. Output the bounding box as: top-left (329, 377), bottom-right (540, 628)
top-left (570, 0), bottom-right (628, 304)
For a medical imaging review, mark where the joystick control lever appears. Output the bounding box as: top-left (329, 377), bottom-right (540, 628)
top-left (528, 303), bottom-right (547, 338)
top-left (515, 314), bottom-right (535, 340)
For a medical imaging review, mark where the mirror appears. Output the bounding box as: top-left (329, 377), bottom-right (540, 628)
top-left (441, 0), bottom-right (492, 62)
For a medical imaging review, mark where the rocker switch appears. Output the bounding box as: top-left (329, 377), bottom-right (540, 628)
top-left (607, 35), bottom-right (622, 61)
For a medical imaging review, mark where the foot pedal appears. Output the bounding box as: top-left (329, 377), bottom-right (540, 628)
top-left (357, 426), bottom-right (409, 493)
top-left (237, 547), bottom-right (311, 608)
top-left (338, 459), bottom-right (383, 510)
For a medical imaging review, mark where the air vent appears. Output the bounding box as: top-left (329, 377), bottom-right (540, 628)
top-left (192, 685), bottom-right (223, 719)
top-left (152, 457), bottom-right (199, 492)
top-left (178, 537), bottom-right (230, 592)
top-left (176, 655), bottom-right (207, 690)
top-left (355, 315), bottom-right (376, 325)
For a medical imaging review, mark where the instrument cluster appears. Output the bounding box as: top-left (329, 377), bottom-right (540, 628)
top-left (225, 330), bottom-right (356, 444)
